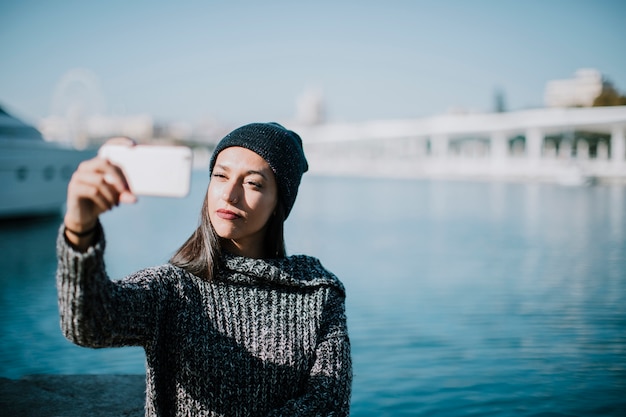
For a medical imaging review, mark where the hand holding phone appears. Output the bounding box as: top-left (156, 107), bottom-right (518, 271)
top-left (98, 144), bottom-right (193, 198)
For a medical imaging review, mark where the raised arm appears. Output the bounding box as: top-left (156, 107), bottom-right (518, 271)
top-left (63, 137), bottom-right (136, 251)
top-left (57, 137), bottom-right (161, 348)
top-left (57, 227), bottom-right (154, 347)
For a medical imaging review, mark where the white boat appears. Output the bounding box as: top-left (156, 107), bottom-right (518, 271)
top-left (0, 107), bottom-right (96, 218)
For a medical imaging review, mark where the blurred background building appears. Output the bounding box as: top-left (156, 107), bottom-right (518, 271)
top-left (25, 67), bottom-right (626, 185)
top-left (544, 69), bottom-right (604, 108)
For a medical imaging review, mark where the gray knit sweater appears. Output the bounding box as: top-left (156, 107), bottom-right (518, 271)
top-left (56, 225), bottom-right (352, 416)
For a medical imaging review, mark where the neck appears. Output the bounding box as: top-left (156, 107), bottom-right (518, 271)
top-left (222, 238), bottom-right (265, 259)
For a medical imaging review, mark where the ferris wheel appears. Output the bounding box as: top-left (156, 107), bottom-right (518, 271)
top-left (51, 67), bottom-right (106, 120)
top-left (49, 68), bottom-right (106, 147)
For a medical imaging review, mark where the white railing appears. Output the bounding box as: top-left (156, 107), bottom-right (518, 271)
top-left (290, 106), bottom-right (626, 184)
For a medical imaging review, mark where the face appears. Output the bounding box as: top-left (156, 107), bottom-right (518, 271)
top-left (208, 146), bottom-right (278, 258)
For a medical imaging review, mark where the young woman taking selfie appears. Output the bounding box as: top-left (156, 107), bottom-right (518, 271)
top-left (57, 122), bottom-right (352, 416)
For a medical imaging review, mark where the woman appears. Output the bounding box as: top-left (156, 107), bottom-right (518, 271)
top-left (57, 122), bottom-right (352, 416)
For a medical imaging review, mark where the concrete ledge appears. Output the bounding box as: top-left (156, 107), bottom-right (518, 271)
top-left (0, 375), bottom-right (145, 417)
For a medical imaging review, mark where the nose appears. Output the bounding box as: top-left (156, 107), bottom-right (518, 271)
top-left (221, 180), bottom-right (240, 204)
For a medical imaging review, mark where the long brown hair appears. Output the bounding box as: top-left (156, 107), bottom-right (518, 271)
top-left (169, 187), bottom-right (287, 280)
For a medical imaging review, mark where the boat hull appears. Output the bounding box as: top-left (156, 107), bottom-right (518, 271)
top-left (0, 139), bottom-right (96, 219)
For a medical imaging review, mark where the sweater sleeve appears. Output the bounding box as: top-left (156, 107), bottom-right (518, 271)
top-left (56, 223), bottom-right (162, 348)
top-left (266, 286), bottom-right (353, 416)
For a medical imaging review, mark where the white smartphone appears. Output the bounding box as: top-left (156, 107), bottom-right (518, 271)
top-left (98, 144), bottom-right (193, 198)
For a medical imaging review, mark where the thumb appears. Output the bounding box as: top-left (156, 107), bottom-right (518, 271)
top-left (119, 190), bottom-right (137, 204)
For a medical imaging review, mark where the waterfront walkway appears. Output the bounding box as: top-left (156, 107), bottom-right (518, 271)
top-left (1, 375), bottom-right (144, 417)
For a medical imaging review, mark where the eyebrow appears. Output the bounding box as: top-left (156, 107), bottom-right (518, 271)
top-left (215, 164), bottom-right (269, 180)
top-left (245, 170), bottom-right (269, 180)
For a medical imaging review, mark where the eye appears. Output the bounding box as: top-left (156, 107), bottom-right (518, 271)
top-left (246, 180), bottom-right (263, 189)
top-left (212, 172), bottom-right (227, 180)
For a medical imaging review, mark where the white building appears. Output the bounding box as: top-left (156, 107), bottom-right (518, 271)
top-left (295, 88), bottom-right (325, 125)
top-left (39, 114), bottom-right (154, 149)
top-left (544, 69), bottom-right (604, 108)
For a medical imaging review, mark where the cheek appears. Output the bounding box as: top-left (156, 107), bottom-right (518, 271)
top-left (247, 193), bottom-right (276, 222)
top-left (206, 183), bottom-right (220, 208)
top-left (205, 185), bottom-right (222, 227)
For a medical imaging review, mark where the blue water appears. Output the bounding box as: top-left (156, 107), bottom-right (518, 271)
top-left (1, 173), bottom-right (625, 416)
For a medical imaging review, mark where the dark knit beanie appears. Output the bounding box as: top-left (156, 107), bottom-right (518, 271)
top-left (209, 122), bottom-right (309, 219)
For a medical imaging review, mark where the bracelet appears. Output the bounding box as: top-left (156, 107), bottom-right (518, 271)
top-left (64, 222), bottom-right (98, 237)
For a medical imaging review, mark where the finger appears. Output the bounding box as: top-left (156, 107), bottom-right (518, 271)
top-left (75, 156), bottom-right (109, 174)
top-left (98, 176), bottom-right (124, 207)
top-left (75, 159), bottom-right (137, 207)
top-left (92, 164), bottom-right (136, 205)
top-left (101, 163), bottom-right (132, 195)
top-left (70, 180), bottom-right (117, 214)
top-left (119, 191), bottom-right (137, 204)
top-left (70, 168), bottom-right (122, 209)
top-left (84, 173), bottom-right (122, 207)
top-left (70, 155), bottom-right (136, 210)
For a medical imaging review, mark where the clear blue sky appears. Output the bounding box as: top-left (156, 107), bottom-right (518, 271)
top-left (1, 0), bottom-right (625, 126)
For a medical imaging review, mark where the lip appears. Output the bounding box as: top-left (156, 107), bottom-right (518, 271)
top-left (216, 208), bottom-right (242, 220)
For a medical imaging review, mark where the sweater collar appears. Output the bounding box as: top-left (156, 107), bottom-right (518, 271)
top-left (219, 253), bottom-right (345, 294)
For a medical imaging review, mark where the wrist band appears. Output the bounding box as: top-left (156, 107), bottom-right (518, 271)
top-left (64, 222), bottom-right (98, 237)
